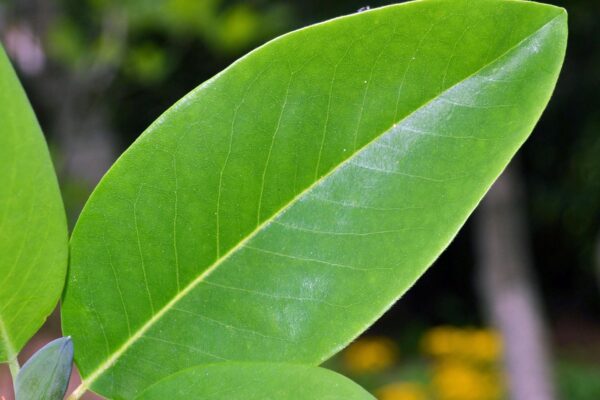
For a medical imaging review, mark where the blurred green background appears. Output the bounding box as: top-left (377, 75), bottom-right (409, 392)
top-left (0, 0), bottom-right (598, 399)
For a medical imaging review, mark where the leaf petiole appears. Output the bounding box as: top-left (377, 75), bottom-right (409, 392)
top-left (8, 356), bottom-right (20, 385)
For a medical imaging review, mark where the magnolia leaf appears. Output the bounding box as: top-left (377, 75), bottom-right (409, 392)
top-left (15, 337), bottom-right (74, 400)
top-left (0, 45), bottom-right (68, 364)
top-left (136, 363), bottom-right (375, 400)
top-left (63, 0), bottom-right (567, 398)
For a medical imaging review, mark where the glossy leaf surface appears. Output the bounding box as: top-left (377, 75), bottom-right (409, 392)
top-left (0, 45), bottom-right (68, 363)
top-left (63, 1), bottom-right (567, 398)
top-left (136, 363), bottom-right (374, 400)
top-left (15, 337), bottom-right (74, 400)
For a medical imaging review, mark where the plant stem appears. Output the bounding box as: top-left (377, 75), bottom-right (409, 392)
top-left (67, 384), bottom-right (86, 400)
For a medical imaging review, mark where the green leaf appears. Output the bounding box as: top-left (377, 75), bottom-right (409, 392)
top-left (0, 45), bottom-right (68, 363)
top-left (136, 363), bottom-right (375, 400)
top-left (63, 0), bottom-right (567, 398)
top-left (15, 337), bottom-right (74, 400)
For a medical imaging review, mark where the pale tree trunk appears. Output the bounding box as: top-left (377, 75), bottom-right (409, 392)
top-left (475, 165), bottom-right (556, 400)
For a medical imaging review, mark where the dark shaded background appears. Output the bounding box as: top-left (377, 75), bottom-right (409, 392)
top-left (0, 0), bottom-right (598, 399)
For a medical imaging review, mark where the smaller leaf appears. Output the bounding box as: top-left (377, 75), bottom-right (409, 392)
top-left (15, 337), bottom-right (73, 400)
top-left (136, 362), bottom-right (375, 400)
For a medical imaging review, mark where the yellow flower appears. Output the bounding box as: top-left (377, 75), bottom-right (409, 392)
top-left (432, 360), bottom-right (502, 400)
top-left (466, 329), bottom-right (502, 362)
top-left (420, 326), bottom-right (505, 399)
top-left (421, 326), bottom-right (503, 363)
top-left (376, 382), bottom-right (428, 400)
top-left (421, 326), bottom-right (463, 358)
top-left (343, 336), bottom-right (398, 374)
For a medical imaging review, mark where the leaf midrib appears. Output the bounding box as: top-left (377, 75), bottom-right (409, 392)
top-left (0, 311), bottom-right (18, 365)
top-left (73, 11), bottom-right (563, 396)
